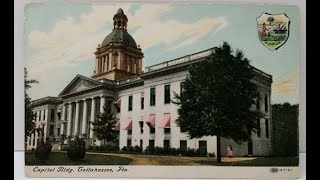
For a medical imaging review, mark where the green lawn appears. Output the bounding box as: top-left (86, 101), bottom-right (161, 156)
top-left (196, 157), bottom-right (299, 166)
top-left (25, 152), bottom-right (133, 165)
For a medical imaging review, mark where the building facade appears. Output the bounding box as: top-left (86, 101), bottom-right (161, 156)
top-left (26, 9), bottom-right (273, 156)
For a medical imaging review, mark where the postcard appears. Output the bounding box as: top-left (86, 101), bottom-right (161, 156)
top-left (23, 2), bottom-right (300, 179)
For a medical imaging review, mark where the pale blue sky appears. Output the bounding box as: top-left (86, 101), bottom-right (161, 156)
top-left (24, 3), bottom-right (299, 104)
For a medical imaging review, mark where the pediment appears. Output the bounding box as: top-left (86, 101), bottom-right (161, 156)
top-left (59, 75), bottom-right (102, 96)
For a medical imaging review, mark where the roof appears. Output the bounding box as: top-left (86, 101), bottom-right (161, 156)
top-left (101, 29), bottom-right (137, 48)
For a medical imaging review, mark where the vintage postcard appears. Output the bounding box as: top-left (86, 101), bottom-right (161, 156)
top-left (23, 2), bottom-right (300, 179)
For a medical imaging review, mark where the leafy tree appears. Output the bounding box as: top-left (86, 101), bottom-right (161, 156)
top-left (272, 103), bottom-right (298, 156)
top-left (67, 136), bottom-right (86, 161)
top-left (267, 16), bottom-right (275, 26)
top-left (91, 102), bottom-right (119, 145)
top-left (173, 42), bottom-right (263, 163)
top-left (25, 68), bottom-right (38, 141)
top-left (35, 139), bottom-right (50, 164)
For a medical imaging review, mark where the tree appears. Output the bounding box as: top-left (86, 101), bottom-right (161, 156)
top-left (25, 68), bottom-right (39, 141)
top-left (91, 101), bottom-right (119, 145)
top-left (173, 42), bottom-right (262, 163)
top-left (272, 103), bottom-right (298, 156)
top-left (267, 16), bottom-right (275, 26)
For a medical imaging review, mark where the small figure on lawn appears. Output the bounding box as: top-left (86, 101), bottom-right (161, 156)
top-left (227, 145), bottom-right (233, 158)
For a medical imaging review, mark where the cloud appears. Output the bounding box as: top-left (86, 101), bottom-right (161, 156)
top-left (129, 5), bottom-right (228, 50)
top-left (25, 4), bottom-right (228, 99)
top-left (26, 4), bottom-right (131, 79)
top-left (272, 68), bottom-right (298, 94)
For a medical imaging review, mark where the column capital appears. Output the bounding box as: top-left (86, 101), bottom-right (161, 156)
top-left (91, 97), bottom-right (96, 99)
top-left (99, 95), bottom-right (105, 98)
top-left (83, 98), bottom-right (87, 101)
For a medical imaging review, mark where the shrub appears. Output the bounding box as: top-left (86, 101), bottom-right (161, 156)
top-left (208, 152), bottom-right (215, 157)
top-left (93, 145), bottom-right (100, 152)
top-left (35, 139), bottom-right (50, 163)
top-left (133, 145), bottom-right (142, 153)
top-left (45, 138), bottom-right (52, 153)
top-left (144, 146), bottom-right (154, 154)
top-left (121, 146), bottom-right (128, 152)
top-left (154, 146), bottom-right (163, 155)
top-left (87, 145), bottom-right (94, 151)
top-left (195, 148), bottom-right (207, 157)
top-left (183, 148), bottom-right (195, 157)
top-left (104, 145), bottom-right (120, 152)
top-left (67, 136), bottom-right (86, 161)
top-left (170, 148), bottom-right (179, 155)
top-left (162, 147), bottom-right (170, 155)
top-left (127, 146), bottom-right (134, 152)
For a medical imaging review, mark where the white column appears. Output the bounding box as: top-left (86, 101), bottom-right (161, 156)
top-left (30, 133), bottom-right (34, 147)
top-left (41, 110), bottom-right (44, 122)
top-left (104, 56), bottom-right (108, 72)
top-left (102, 58), bottom-right (104, 71)
top-left (34, 131), bottom-right (38, 147)
top-left (74, 101), bottom-right (80, 136)
top-left (27, 136), bottom-right (30, 147)
top-left (36, 111), bottom-right (40, 122)
top-left (44, 109), bottom-right (49, 142)
top-left (100, 96), bottom-right (106, 113)
top-left (109, 52), bottom-right (112, 70)
top-left (89, 98), bottom-right (96, 138)
top-left (66, 103), bottom-right (72, 137)
top-left (60, 105), bottom-right (67, 135)
top-left (81, 99), bottom-right (88, 137)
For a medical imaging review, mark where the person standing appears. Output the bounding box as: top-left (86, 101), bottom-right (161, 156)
top-left (227, 145), bottom-right (233, 158)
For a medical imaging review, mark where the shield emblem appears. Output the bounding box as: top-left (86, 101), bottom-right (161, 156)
top-left (257, 13), bottom-right (290, 50)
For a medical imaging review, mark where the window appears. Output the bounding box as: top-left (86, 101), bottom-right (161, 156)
top-left (265, 119), bottom-right (269, 138)
top-left (264, 94), bottom-right (268, 112)
top-left (164, 128), bottom-right (171, 134)
top-left (256, 93), bottom-right (260, 110)
top-left (164, 85), bottom-right (171, 104)
top-left (257, 119), bottom-right (261, 137)
top-left (49, 125), bottom-right (54, 136)
top-left (150, 126), bottom-right (155, 134)
top-left (149, 140), bottom-right (155, 148)
top-left (164, 140), bottom-right (170, 148)
top-left (128, 96), bottom-right (133, 111)
top-left (57, 127), bottom-right (60, 136)
top-left (141, 96), bottom-right (144, 110)
top-left (57, 112), bottom-right (61, 120)
top-left (43, 110), bottom-right (46, 121)
top-left (140, 139), bottom-right (143, 148)
top-left (180, 81), bottom-right (185, 94)
top-left (114, 97), bottom-right (121, 113)
top-left (150, 87), bottom-right (156, 106)
top-left (180, 140), bottom-right (187, 151)
top-left (50, 109), bottom-right (55, 121)
top-left (127, 139), bottom-right (132, 147)
top-left (128, 129), bottom-right (132, 135)
top-left (199, 141), bottom-right (207, 152)
top-left (139, 121), bottom-right (144, 134)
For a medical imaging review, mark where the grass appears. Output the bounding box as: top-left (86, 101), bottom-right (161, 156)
top-left (195, 157), bottom-right (299, 166)
top-left (25, 152), bottom-right (298, 166)
top-left (25, 152), bottom-right (133, 165)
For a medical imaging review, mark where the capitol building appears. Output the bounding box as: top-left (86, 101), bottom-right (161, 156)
top-left (26, 8), bottom-right (273, 157)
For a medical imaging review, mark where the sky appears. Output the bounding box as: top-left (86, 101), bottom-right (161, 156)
top-left (24, 3), bottom-right (299, 104)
